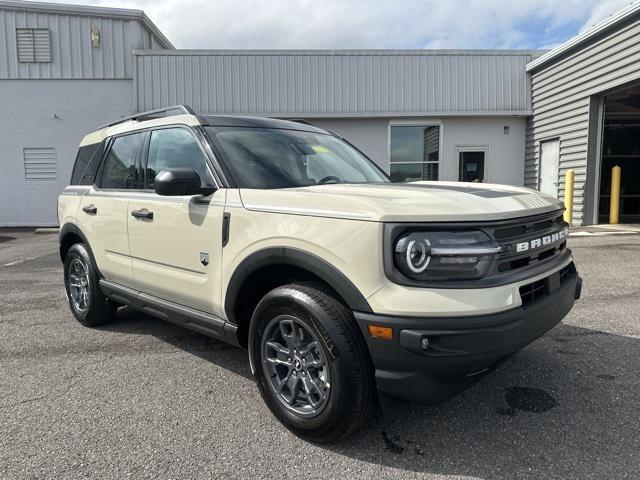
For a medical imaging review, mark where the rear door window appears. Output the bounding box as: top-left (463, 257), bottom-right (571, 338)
top-left (100, 132), bottom-right (145, 189)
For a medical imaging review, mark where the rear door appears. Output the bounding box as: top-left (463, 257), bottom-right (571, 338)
top-left (77, 131), bottom-right (146, 285)
top-left (127, 126), bottom-right (226, 316)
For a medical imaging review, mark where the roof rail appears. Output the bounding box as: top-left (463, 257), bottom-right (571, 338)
top-left (98, 105), bottom-right (196, 130)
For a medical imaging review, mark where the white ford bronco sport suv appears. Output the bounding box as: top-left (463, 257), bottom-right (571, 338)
top-left (59, 105), bottom-right (582, 443)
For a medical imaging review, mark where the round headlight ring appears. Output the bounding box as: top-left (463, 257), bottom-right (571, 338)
top-left (406, 239), bottom-right (431, 273)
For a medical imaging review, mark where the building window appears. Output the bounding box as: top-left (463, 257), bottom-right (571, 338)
top-left (23, 148), bottom-right (57, 181)
top-left (458, 150), bottom-right (486, 182)
top-left (16, 28), bottom-right (51, 63)
top-left (389, 125), bottom-right (440, 182)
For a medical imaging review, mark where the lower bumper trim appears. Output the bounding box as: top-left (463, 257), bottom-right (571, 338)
top-left (354, 273), bottom-right (581, 403)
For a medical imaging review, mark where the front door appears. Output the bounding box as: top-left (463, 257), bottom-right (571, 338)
top-left (540, 139), bottom-right (560, 197)
top-left (77, 131), bottom-right (146, 285)
top-left (127, 126), bottom-right (225, 316)
top-left (458, 150), bottom-right (486, 182)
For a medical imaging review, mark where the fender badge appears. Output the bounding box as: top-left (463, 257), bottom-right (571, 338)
top-left (199, 252), bottom-right (209, 267)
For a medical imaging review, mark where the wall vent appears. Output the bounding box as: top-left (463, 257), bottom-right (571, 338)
top-left (16, 28), bottom-right (51, 63)
top-left (24, 148), bottom-right (57, 181)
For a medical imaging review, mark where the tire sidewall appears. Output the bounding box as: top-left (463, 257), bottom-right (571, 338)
top-left (251, 287), bottom-right (361, 437)
top-left (63, 244), bottom-right (97, 325)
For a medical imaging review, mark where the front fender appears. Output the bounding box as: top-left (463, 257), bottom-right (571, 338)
top-left (224, 246), bottom-right (373, 326)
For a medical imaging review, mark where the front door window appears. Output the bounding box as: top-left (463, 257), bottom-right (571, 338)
top-left (145, 128), bottom-right (210, 189)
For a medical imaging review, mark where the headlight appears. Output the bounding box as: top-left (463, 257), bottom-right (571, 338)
top-left (394, 231), bottom-right (502, 281)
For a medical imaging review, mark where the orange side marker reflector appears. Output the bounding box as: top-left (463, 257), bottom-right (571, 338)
top-left (368, 325), bottom-right (393, 339)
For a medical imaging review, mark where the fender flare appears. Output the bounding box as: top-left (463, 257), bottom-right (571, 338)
top-left (224, 247), bottom-right (372, 325)
top-left (58, 223), bottom-right (102, 277)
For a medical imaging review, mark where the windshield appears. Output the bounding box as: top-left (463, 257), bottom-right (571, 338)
top-left (206, 126), bottom-right (390, 189)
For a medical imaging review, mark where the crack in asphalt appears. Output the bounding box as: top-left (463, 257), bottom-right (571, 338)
top-left (0, 356), bottom-right (114, 411)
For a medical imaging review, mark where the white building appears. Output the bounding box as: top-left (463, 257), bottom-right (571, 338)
top-left (3, 0), bottom-right (639, 226)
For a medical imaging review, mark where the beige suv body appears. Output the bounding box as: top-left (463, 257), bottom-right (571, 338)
top-left (58, 106), bottom-right (581, 442)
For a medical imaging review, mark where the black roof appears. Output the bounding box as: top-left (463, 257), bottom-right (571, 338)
top-left (201, 115), bottom-right (327, 134)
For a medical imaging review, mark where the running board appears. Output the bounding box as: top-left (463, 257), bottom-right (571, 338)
top-left (99, 279), bottom-right (240, 346)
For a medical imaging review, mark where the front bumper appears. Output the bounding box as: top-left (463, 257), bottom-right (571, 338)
top-left (354, 266), bottom-right (582, 403)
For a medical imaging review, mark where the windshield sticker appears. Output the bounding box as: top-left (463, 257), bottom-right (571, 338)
top-left (311, 145), bottom-right (330, 153)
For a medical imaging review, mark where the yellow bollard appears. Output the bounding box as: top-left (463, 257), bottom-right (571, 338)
top-left (563, 169), bottom-right (574, 225)
top-left (610, 166), bottom-right (621, 224)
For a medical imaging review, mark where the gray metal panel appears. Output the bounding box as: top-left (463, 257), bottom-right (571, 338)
top-left (133, 50), bottom-right (537, 116)
top-left (0, 3), bottom-right (169, 79)
top-left (526, 14), bottom-right (640, 225)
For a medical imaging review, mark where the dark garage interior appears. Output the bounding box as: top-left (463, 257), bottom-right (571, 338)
top-left (599, 84), bottom-right (640, 223)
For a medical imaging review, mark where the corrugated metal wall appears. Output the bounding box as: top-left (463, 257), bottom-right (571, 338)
top-left (133, 50), bottom-right (535, 116)
top-left (0, 7), bottom-right (165, 79)
top-left (526, 15), bottom-right (640, 225)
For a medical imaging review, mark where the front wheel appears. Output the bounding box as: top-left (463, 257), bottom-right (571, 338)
top-left (250, 283), bottom-right (375, 443)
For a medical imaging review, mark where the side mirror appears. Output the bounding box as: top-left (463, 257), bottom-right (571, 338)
top-left (154, 168), bottom-right (215, 196)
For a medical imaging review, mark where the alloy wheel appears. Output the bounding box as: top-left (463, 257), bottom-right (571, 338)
top-left (68, 258), bottom-right (90, 313)
top-left (261, 315), bottom-right (331, 418)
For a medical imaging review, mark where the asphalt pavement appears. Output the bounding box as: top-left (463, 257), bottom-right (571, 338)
top-left (1, 229), bottom-right (639, 479)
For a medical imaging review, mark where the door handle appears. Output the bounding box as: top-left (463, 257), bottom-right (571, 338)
top-left (82, 205), bottom-right (97, 215)
top-left (131, 209), bottom-right (154, 220)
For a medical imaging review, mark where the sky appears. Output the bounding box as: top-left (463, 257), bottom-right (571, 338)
top-left (40, 0), bottom-right (637, 50)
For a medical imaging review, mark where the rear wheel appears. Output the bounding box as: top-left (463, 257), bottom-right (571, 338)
top-left (250, 283), bottom-right (375, 443)
top-left (63, 243), bottom-right (117, 327)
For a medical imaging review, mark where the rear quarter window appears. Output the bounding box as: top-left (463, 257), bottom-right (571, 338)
top-left (70, 142), bottom-right (104, 185)
top-left (99, 132), bottom-right (145, 189)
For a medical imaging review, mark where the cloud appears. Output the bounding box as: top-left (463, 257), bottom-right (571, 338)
top-left (579, 0), bottom-right (637, 32)
top-left (36, 0), bottom-right (637, 50)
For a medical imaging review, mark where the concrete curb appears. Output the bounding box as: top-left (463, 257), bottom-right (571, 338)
top-left (569, 225), bottom-right (640, 237)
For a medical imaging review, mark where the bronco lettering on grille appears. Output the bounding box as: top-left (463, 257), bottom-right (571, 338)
top-left (516, 229), bottom-right (567, 253)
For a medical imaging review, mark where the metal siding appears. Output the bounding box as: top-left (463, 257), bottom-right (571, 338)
top-left (0, 7), bottom-right (166, 79)
top-left (526, 15), bottom-right (640, 225)
top-left (133, 51), bottom-right (535, 116)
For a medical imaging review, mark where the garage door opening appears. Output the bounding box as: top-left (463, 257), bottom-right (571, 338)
top-left (599, 84), bottom-right (640, 223)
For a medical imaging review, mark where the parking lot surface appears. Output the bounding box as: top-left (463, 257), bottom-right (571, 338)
top-left (1, 229), bottom-right (639, 479)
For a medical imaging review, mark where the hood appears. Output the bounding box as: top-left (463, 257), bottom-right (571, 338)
top-left (239, 181), bottom-right (564, 223)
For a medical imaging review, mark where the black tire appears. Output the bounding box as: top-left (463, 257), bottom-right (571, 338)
top-left (250, 283), bottom-right (375, 443)
top-left (63, 243), bottom-right (117, 327)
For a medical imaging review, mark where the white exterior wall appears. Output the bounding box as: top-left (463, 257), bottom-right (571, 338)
top-left (0, 91), bottom-right (526, 227)
top-left (0, 79), bottom-right (133, 226)
top-left (440, 117), bottom-right (526, 185)
top-left (312, 117), bottom-right (526, 186)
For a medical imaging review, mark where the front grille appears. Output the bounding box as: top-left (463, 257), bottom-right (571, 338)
top-left (490, 211), bottom-right (568, 278)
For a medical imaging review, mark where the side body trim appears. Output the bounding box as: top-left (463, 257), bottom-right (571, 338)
top-left (99, 279), bottom-right (240, 346)
top-left (224, 247), bottom-right (372, 325)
